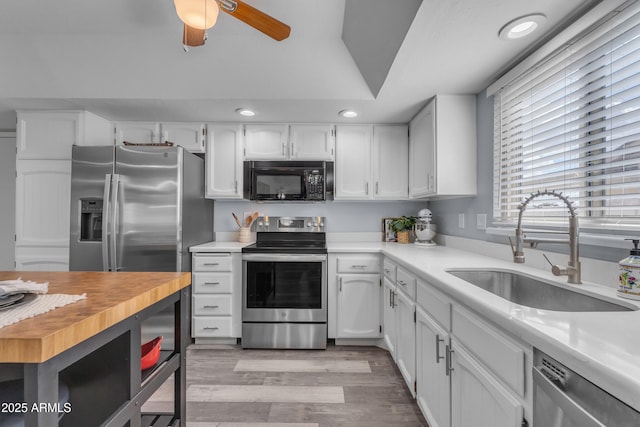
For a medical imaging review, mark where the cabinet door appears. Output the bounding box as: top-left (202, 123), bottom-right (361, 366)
top-left (335, 125), bottom-right (372, 200)
top-left (244, 124), bottom-right (288, 160)
top-left (114, 122), bottom-right (161, 145)
top-left (336, 274), bottom-right (381, 338)
top-left (15, 159), bottom-right (71, 270)
top-left (17, 111), bottom-right (81, 159)
top-left (206, 124), bottom-right (243, 199)
top-left (162, 123), bottom-right (206, 153)
top-left (409, 100), bottom-right (435, 198)
top-left (373, 125), bottom-right (408, 199)
top-left (416, 307), bottom-right (450, 427)
top-left (395, 288), bottom-right (416, 396)
top-left (289, 125), bottom-right (335, 160)
top-left (382, 276), bottom-right (397, 358)
top-left (451, 342), bottom-right (524, 427)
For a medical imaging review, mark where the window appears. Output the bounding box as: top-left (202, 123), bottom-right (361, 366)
top-left (493, 2), bottom-right (640, 229)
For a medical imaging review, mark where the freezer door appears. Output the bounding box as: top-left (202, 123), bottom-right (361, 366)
top-left (69, 146), bottom-right (114, 271)
top-left (114, 146), bottom-right (181, 272)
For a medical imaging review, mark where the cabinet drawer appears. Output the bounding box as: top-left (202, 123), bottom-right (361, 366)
top-left (337, 255), bottom-right (380, 273)
top-left (417, 279), bottom-right (450, 330)
top-left (193, 272), bottom-right (233, 293)
top-left (452, 305), bottom-right (526, 397)
top-left (193, 295), bottom-right (233, 315)
top-left (192, 317), bottom-right (233, 337)
top-left (396, 267), bottom-right (416, 299)
top-left (193, 254), bottom-right (232, 271)
top-left (383, 258), bottom-right (397, 281)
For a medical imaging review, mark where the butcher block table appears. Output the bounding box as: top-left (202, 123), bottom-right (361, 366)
top-left (0, 271), bottom-right (192, 427)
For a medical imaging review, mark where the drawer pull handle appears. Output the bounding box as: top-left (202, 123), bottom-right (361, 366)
top-left (203, 305), bottom-right (220, 309)
top-left (384, 269), bottom-right (391, 274)
top-left (204, 326), bottom-right (219, 330)
top-left (204, 282), bottom-right (221, 285)
top-left (351, 265), bottom-right (367, 268)
top-left (436, 334), bottom-right (445, 363)
top-left (398, 280), bottom-right (406, 286)
top-left (204, 262), bottom-right (220, 266)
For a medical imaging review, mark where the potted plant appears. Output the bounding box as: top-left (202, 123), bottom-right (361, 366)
top-left (390, 216), bottom-right (416, 244)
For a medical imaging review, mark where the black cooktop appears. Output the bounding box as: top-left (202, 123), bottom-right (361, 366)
top-left (242, 232), bottom-right (327, 254)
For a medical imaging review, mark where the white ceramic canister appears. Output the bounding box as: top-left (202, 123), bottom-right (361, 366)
top-left (618, 239), bottom-right (640, 300)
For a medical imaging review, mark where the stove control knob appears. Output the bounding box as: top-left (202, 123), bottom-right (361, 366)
top-left (258, 221), bottom-right (264, 227)
top-left (307, 222), bottom-right (312, 227)
top-left (319, 222), bottom-right (324, 227)
top-left (313, 222), bottom-right (318, 227)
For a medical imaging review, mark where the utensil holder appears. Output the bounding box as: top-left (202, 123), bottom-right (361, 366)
top-left (238, 227), bottom-right (251, 243)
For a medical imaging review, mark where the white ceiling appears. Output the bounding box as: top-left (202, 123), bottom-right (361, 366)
top-left (0, 0), bottom-right (599, 129)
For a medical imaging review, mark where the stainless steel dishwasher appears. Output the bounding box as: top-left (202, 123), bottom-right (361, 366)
top-left (533, 348), bottom-right (640, 426)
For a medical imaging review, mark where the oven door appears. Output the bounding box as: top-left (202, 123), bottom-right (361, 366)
top-left (242, 253), bottom-right (327, 323)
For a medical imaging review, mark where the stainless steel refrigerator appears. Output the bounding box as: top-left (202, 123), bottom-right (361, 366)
top-left (69, 145), bottom-right (213, 346)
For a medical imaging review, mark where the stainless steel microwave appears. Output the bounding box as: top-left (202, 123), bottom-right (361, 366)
top-left (243, 161), bottom-right (333, 202)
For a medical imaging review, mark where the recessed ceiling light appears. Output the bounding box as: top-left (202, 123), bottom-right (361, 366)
top-left (236, 108), bottom-right (256, 117)
top-left (338, 109), bottom-right (358, 118)
top-left (499, 14), bottom-right (546, 40)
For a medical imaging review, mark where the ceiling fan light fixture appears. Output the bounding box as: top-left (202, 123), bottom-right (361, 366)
top-left (174, 0), bottom-right (219, 30)
top-left (499, 14), bottom-right (546, 40)
top-left (236, 108), bottom-right (256, 117)
top-left (338, 109), bottom-right (358, 118)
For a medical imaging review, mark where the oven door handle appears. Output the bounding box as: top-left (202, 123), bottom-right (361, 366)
top-left (242, 253), bottom-right (327, 262)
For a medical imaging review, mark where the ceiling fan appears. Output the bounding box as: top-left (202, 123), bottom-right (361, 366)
top-left (174, 0), bottom-right (291, 49)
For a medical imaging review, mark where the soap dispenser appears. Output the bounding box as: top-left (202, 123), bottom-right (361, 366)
top-left (618, 239), bottom-right (640, 300)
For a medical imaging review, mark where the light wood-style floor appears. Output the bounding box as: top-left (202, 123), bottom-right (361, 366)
top-left (145, 344), bottom-right (429, 426)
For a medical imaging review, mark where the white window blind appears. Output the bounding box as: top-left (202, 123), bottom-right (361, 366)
top-left (493, 2), bottom-right (640, 229)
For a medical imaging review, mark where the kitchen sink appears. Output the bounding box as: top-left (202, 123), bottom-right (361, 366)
top-left (446, 269), bottom-right (636, 312)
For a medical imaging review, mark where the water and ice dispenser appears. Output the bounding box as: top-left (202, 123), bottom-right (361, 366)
top-left (79, 199), bottom-right (103, 241)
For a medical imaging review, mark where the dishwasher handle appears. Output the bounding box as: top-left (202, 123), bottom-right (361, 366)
top-left (533, 366), bottom-right (606, 427)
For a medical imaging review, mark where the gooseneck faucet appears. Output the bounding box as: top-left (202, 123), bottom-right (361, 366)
top-left (509, 190), bottom-right (581, 284)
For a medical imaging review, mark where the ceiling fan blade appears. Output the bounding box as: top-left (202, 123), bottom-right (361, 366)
top-left (218, 0), bottom-right (291, 41)
top-left (183, 24), bottom-right (206, 47)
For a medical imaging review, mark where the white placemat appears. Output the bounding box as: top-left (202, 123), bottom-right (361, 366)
top-left (0, 293), bottom-right (87, 329)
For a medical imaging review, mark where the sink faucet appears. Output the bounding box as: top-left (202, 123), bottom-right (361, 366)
top-left (509, 190), bottom-right (581, 284)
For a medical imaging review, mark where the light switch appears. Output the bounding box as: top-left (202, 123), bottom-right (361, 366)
top-left (458, 213), bottom-right (465, 229)
top-left (477, 214), bottom-right (487, 230)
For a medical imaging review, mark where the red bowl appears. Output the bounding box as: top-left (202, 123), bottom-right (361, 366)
top-left (141, 336), bottom-right (163, 370)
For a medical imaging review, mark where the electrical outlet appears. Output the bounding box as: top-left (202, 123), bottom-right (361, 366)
top-left (477, 214), bottom-right (487, 230)
top-left (458, 213), bottom-right (465, 229)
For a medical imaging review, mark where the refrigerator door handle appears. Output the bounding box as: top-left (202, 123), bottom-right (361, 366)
top-left (102, 174), bottom-right (112, 271)
top-left (110, 174), bottom-right (121, 272)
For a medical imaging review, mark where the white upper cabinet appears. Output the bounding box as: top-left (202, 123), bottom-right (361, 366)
top-left (114, 122), bottom-right (161, 146)
top-left (289, 125), bottom-right (335, 160)
top-left (206, 124), bottom-right (244, 199)
top-left (409, 95), bottom-right (477, 199)
top-left (17, 110), bottom-right (111, 159)
top-left (243, 124), bottom-right (289, 160)
top-left (162, 122), bottom-right (206, 153)
top-left (373, 125), bottom-right (409, 199)
top-left (336, 125), bottom-right (408, 200)
top-left (114, 122), bottom-right (206, 152)
top-left (244, 124), bottom-right (334, 160)
top-left (335, 125), bottom-right (373, 199)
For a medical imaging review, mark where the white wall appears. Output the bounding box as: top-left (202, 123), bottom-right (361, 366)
top-left (0, 133), bottom-right (16, 269)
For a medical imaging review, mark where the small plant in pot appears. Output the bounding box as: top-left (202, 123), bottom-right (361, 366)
top-left (390, 216), bottom-right (416, 244)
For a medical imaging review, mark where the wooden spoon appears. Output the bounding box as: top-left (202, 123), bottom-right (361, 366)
top-left (232, 213), bottom-right (242, 228)
top-left (245, 214), bottom-right (253, 227)
top-left (251, 211), bottom-right (259, 223)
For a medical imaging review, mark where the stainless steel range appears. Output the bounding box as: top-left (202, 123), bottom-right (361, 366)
top-left (242, 216), bottom-right (327, 349)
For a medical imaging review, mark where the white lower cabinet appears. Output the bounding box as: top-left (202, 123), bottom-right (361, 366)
top-left (450, 342), bottom-right (524, 427)
top-left (191, 252), bottom-right (242, 341)
top-left (416, 307), bottom-right (450, 427)
top-left (382, 256), bottom-right (531, 427)
top-left (382, 276), bottom-right (397, 357)
top-left (336, 274), bottom-right (381, 338)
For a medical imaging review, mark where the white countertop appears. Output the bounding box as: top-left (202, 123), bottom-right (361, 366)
top-left (192, 239), bottom-right (640, 410)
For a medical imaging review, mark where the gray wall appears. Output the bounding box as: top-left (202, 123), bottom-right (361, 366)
top-left (214, 200), bottom-right (427, 233)
top-left (428, 91), bottom-right (631, 263)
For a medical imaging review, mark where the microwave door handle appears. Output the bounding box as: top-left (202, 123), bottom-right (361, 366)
top-left (102, 174), bottom-right (112, 271)
top-left (110, 174), bottom-right (121, 272)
